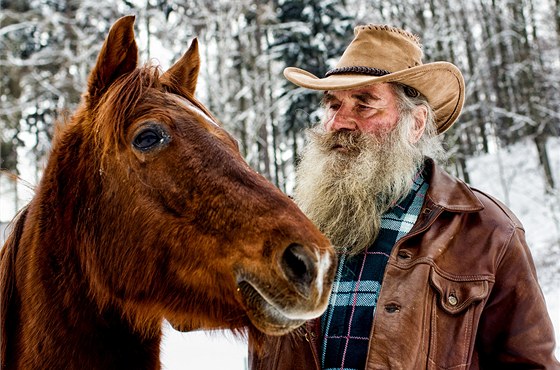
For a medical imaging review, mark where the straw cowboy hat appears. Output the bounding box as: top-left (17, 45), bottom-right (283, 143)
top-left (284, 24), bottom-right (465, 134)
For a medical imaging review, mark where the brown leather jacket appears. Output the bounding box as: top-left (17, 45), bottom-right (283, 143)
top-left (249, 160), bottom-right (560, 369)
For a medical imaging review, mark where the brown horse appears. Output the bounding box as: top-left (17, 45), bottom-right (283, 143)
top-left (0, 16), bottom-right (335, 369)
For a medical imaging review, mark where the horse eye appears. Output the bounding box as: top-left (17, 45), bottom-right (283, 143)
top-left (132, 127), bottom-right (168, 151)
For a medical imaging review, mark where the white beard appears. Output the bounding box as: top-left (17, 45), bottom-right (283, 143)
top-left (293, 113), bottom-right (425, 255)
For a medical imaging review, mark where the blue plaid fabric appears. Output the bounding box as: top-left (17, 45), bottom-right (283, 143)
top-left (320, 171), bottom-right (428, 370)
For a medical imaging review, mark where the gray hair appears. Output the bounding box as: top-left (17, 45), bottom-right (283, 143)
top-left (390, 83), bottom-right (446, 161)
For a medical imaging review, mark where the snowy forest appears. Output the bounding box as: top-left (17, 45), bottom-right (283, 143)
top-left (1, 0), bottom-right (558, 196)
top-left (1, 0), bottom-right (559, 365)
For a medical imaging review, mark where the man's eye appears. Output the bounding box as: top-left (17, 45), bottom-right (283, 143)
top-left (357, 105), bottom-right (370, 111)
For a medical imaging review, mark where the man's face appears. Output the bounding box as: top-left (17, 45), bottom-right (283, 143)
top-left (293, 83), bottom-right (427, 254)
top-left (322, 83), bottom-right (400, 139)
top-left (322, 83), bottom-right (426, 145)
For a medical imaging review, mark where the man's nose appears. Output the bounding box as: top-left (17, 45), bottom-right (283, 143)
top-left (325, 108), bottom-right (358, 132)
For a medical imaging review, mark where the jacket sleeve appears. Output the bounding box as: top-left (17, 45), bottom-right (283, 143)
top-left (476, 227), bottom-right (560, 369)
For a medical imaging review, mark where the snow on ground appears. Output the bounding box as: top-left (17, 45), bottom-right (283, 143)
top-left (160, 324), bottom-right (248, 370)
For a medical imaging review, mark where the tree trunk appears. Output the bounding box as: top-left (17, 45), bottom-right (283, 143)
top-left (460, 2), bottom-right (489, 153)
top-left (556, 0), bottom-right (560, 49)
top-left (233, 33), bottom-right (249, 159)
top-left (534, 136), bottom-right (556, 192)
top-left (252, 7), bottom-right (271, 181)
top-left (264, 27), bottom-right (282, 190)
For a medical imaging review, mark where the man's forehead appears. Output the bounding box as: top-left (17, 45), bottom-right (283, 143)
top-left (324, 83), bottom-right (393, 101)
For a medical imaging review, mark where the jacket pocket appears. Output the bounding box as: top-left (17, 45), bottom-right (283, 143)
top-left (426, 268), bottom-right (490, 369)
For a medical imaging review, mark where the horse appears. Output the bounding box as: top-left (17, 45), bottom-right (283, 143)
top-left (0, 15), bottom-right (335, 369)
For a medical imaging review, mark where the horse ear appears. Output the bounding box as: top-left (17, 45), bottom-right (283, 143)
top-left (87, 15), bottom-right (138, 101)
top-left (161, 38), bottom-right (200, 95)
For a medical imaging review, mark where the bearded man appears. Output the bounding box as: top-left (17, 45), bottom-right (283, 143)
top-left (249, 24), bottom-right (559, 369)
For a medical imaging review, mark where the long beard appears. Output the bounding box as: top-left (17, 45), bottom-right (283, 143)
top-left (293, 115), bottom-right (424, 255)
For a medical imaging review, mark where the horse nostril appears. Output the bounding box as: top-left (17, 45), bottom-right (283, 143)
top-left (281, 243), bottom-right (316, 297)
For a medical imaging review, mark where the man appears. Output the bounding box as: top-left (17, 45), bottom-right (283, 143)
top-left (249, 24), bottom-right (559, 369)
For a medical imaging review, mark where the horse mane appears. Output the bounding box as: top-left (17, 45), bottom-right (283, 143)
top-left (0, 206), bottom-right (29, 366)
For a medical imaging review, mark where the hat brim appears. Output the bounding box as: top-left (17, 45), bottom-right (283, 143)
top-left (284, 62), bottom-right (464, 134)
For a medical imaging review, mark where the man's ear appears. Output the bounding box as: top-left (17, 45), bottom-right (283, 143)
top-left (409, 105), bottom-right (427, 143)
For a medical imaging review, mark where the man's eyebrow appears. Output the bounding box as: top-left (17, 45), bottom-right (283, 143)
top-left (322, 92), bottom-right (339, 106)
top-left (351, 92), bottom-right (379, 104)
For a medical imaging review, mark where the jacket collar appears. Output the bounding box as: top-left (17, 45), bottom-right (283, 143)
top-left (424, 158), bottom-right (484, 213)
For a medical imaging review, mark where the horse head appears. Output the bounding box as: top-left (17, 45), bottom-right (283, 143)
top-left (74, 15), bottom-right (335, 337)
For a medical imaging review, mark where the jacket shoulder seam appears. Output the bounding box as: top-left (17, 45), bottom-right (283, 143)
top-left (469, 187), bottom-right (524, 231)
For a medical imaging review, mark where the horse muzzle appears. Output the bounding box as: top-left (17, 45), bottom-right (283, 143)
top-left (236, 242), bottom-right (336, 335)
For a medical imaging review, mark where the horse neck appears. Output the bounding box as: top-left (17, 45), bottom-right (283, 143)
top-left (0, 128), bottom-right (162, 369)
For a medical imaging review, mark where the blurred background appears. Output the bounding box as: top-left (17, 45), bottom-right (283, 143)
top-left (1, 0), bottom-right (559, 368)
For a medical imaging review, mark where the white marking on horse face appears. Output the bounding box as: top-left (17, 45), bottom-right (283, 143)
top-left (276, 251), bottom-right (333, 320)
top-left (277, 249), bottom-right (332, 320)
top-left (314, 249), bottom-right (332, 300)
top-left (171, 94), bottom-right (220, 128)
top-left (278, 249), bottom-right (334, 320)
top-left (244, 247), bottom-right (334, 322)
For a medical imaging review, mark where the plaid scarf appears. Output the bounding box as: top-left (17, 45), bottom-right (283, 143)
top-left (320, 171), bottom-right (428, 370)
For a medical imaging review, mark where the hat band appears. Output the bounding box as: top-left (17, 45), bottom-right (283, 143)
top-left (325, 66), bottom-right (390, 77)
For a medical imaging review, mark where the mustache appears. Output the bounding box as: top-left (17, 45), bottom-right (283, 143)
top-left (307, 128), bottom-right (377, 154)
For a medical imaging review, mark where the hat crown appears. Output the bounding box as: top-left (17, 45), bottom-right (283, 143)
top-left (336, 25), bottom-right (424, 73)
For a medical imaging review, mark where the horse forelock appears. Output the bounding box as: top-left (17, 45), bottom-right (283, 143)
top-left (91, 64), bottom-right (162, 163)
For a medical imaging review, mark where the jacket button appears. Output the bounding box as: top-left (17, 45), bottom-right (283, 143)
top-left (448, 294), bottom-right (458, 306)
top-left (384, 303), bottom-right (401, 313)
